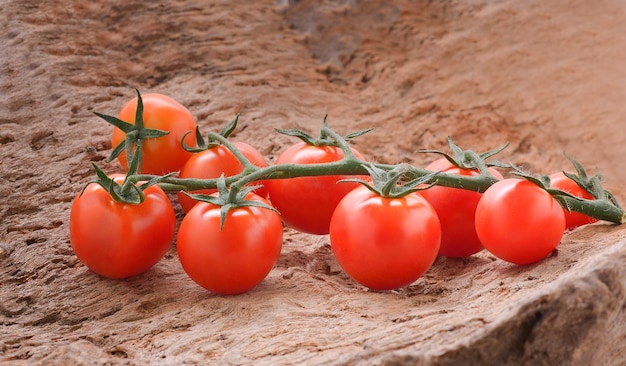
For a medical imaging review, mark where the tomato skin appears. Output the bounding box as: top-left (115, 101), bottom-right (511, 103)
top-left (329, 186), bottom-right (441, 291)
top-left (177, 142), bottom-right (269, 213)
top-left (112, 93), bottom-right (197, 174)
top-left (265, 142), bottom-right (366, 235)
top-left (176, 194), bottom-right (283, 295)
top-left (549, 172), bottom-right (598, 230)
top-left (475, 178), bottom-right (566, 265)
top-left (69, 178), bottom-right (176, 279)
top-left (420, 158), bottom-right (504, 257)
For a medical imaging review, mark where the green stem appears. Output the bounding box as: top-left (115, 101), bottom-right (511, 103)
top-left (138, 162), bottom-right (496, 194)
top-left (134, 159), bottom-right (371, 191)
top-left (320, 122), bottom-right (358, 161)
top-left (206, 132), bottom-right (257, 170)
top-left (234, 159), bottom-right (368, 190)
top-left (557, 195), bottom-right (626, 224)
top-left (133, 156), bottom-right (624, 225)
top-left (120, 139), bottom-right (143, 197)
top-left (403, 166), bottom-right (501, 192)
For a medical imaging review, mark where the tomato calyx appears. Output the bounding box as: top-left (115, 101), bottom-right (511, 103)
top-left (342, 163), bottom-right (438, 199)
top-left (85, 162), bottom-right (174, 205)
top-left (511, 165), bottom-right (577, 198)
top-left (181, 115), bottom-right (240, 153)
top-left (95, 89), bottom-right (170, 174)
top-left (183, 175), bottom-right (278, 230)
top-left (276, 116), bottom-right (372, 148)
top-left (512, 158), bottom-right (625, 224)
top-left (420, 137), bottom-right (509, 176)
top-left (86, 143), bottom-right (175, 204)
top-left (557, 155), bottom-right (620, 205)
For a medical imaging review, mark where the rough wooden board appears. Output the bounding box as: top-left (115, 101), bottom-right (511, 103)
top-left (2, 0), bottom-right (626, 364)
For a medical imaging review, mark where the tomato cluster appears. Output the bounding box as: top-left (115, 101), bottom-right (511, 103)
top-left (69, 92), bottom-right (607, 294)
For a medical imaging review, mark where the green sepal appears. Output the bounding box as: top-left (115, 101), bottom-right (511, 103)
top-left (81, 163), bottom-right (115, 196)
top-left (182, 115), bottom-right (240, 153)
top-left (344, 128), bottom-right (374, 141)
top-left (560, 154), bottom-right (607, 201)
top-left (558, 155), bottom-right (621, 209)
top-left (83, 163), bottom-right (144, 204)
top-left (126, 138), bottom-right (142, 175)
top-left (219, 114), bottom-right (240, 139)
top-left (181, 128), bottom-right (208, 153)
top-left (510, 163), bottom-right (587, 211)
top-left (340, 162), bottom-right (439, 199)
top-left (108, 140), bottom-right (127, 163)
top-left (94, 112), bottom-right (135, 133)
top-left (134, 88), bottom-right (144, 129)
top-left (85, 148), bottom-right (176, 205)
top-left (420, 137), bottom-right (510, 171)
top-left (95, 89), bottom-right (169, 171)
top-left (276, 116), bottom-right (373, 147)
top-left (319, 116), bottom-right (373, 143)
top-left (275, 128), bottom-right (318, 145)
top-left (138, 171), bottom-right (177, 191)
top-left (183, 175), bottom-right (279, 231)
top-left (510, 165), bottom-right (551, 188)
top-left (182, 192), bottom-right (222, 206)
top-left (510, 156), bottom-right (622, 214)
top-left (108, 179), bottom-right (144, 205)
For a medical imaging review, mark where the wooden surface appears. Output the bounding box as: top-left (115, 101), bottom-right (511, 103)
top-left (2, 0), bottom-right (626, 364)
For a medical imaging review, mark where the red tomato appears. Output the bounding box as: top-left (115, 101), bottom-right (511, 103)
top-left (177, 142), bottom-right (269, 213)
top-left (176, 193), bottom-right (283, 295)
top-left (420, 158), bottom-right (504, 257)
top-left (69, 177), bottom-right (176, 279)
top-left (329, 186), bottom-right (441, 291)
top-left (549, 172), bottom-right (598, 230)
top-left (265, 142), bottom-right (366, 235)
top-left (112, 93), bottom-right (197, 174)
top-left (475, 178), bottom-right (565, 265)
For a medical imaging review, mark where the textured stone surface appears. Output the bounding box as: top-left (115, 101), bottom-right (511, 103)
top-left (2, 0), bottom-right (626, 364)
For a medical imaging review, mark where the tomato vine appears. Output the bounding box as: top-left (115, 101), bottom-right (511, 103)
top-left (72, 90), bottom-right (626, 289)
top-left (119, 121), bottom-right (625, 225)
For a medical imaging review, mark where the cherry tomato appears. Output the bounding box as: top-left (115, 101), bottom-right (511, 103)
top-left (329, 186), bottom-right (441, 291)
top-left (475, 178), bottom-right (565, 265)
top-left (265, 142), bottom-right (366, 235)
top-left (112, 93), bottom-right (197, 174)
top-left (549, 172), bottom-right (598, 230)
top-left (69, 177), bottom-right (176, 279)
top-left (177, 142), bottom-right (269, 213)
top-left (420, 158), bottom-right (504, 257)
top-left (176, 193), bottom-right (283, 295)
